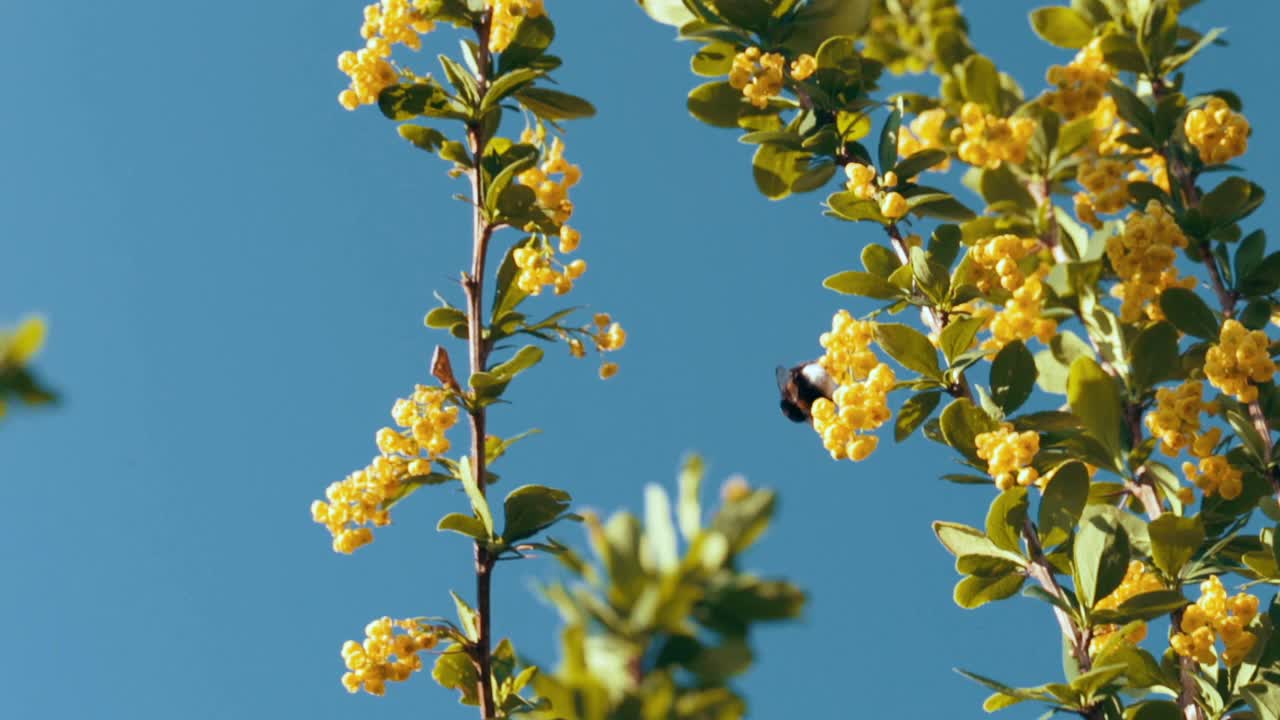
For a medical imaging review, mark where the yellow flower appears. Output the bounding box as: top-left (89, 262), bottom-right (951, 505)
top-left (1106, 200), bottom-right (1195, 323)
top-left (340, 617), bottom-right (440, 695)
top-left (1204, 319), bottom-right (1276, 403)
top-left (1042, 39), bottom-right (1112, 119)
top-left (811, 311), bottom-right (895, 462)
top-left (729, 47), bottom-right (786, 108)
top-left (312, 385), bottom-right (458, 553)
top-left (1185, 97), bottom-right (1250, 165)
top-left (897, 109), bottom-right (951, 173)
top-left (1171, 576), bottom-right (1258, 667)
top-left (336, 1), bottom-right (439, 110)
top-left (950, 103), bottom-right (1035, 169)
top-left (789, 53), bottom-right (817, 81)
top-left (983, 271), bottom-right (1057, 351)
top-left (1183, 455), bottom-right (1244, 500)
top-left (879, 192), bottom-right (908, 220)
top-left (1090, 561), bottom-right (1165, 654)
top-left (975, 422), bottom-right (1040, 491)
top-left (1144, 381), bottom-right (1218, 457)
top-left (488, 0), bottom-right (547, 53)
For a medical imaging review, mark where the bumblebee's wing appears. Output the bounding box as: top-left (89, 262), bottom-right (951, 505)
top-left (775, 365), bottom-right (791, 392)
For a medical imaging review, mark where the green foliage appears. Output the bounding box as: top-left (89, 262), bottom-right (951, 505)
top-left (0, 315), bottom-right (57, 423)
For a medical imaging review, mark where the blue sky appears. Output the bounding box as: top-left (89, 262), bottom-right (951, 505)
top-left (4, 1), bottom-right (1279, 718)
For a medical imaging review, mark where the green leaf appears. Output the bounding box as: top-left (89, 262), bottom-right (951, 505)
top-left (482, 68), bottom-right (542, 110)
top-left (398, 124), bottom-right (447, 152)
top-left (826, 191), bottom-right (890, 223)
top-left (1030, 6), bottom-right (1095, 48)
top-left (1159, 287), bottom-right (1219, 339)
top-left (1147, 514), bottom-right (1205, 578)
top-left (714, 0), bottom-right (773, 31)
top-left (778, 0), bottom-right (874, 55)
top-left (895, 391), bottom-right (942, 442)
top-left (878, 105), bottom-right (902, 173)
top-left (892, 149), bottom-right (948, 179)
top-left (644, 483), bottom-right (679, 573)
top-left (490, 345), bottom-right (544, 381)
top-left (990, 340), bottom-right (1036, 414)
top-left (1236, 230), bottom-right (1267, 285)
top-left (426, 306), bottom-right (467, 329)
top-left (753, 142), bottom-right (810, 200)
top-left (909, 246), bottom-right (950, 304)
top-left (1074, 506), bottom-right (1130, 609)
top-left (691, 41), bottom-right (736, 77)
top-left (677, 455), bottom-right (704, 541)
top-left (1200, 176), bottom-right (1265, 227)
top-left (822, 271), bottom-right (902, 300)
top-left (457, 457), bottom-right (495, 539)
top-left (790, 160), bottom-right (837, 193)
top-left (955, 572), bottom-right (1025, 609)
top-left (687, 81), bottom-right (745, 129)
top-left (503, 484), bottom-right (572, 543)
top-left (1129, 321), bottom-right (1179, 391)
top-left (438, 513), bottom-right (490, 540)
top-left (1108, 81), bottom-right (1154, 136)
top-left (1240, 252), bottom-right (1280, 297)
top-left (961, 54), bottom-right (1000, 112)
top-left (493, 238), bottom-right (532, 321)
top-left (1039, 462), bottom-right (1090, 548)
top-left (497, 15), bottom-right (555, 74)
top-left (980, 164), bottom-right (1036, 209)
top-left (933, 521), bottom-right (1023, 564)
top-left (433, 643), bottom-right (480, 704)
top-left (862, 243), bottom-right (901, 277)
top-left (874, 323), bottom-right (941, 379)
top-left (1126, 701), bottom-right (1183, 720)
top-left (515, 87), bottom-right (596, 121)
top-left (986, 487), bottom-right (1029, 554)
top-left (1068, 356), bottom-right (1123, 465)
top-left (439, 54), bottom-right (480, 107)
top-left (939, 317), bottom-right (985, 365)
top-left (1090, 590), bottom-right (1189, 624)
top-left (939, 398), bottom-right (999, 462)
top-left (636, 0), bottom-right (697, 26)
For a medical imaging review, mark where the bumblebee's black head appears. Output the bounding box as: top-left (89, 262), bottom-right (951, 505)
top-left (776, 363), bottom-right (835, 424)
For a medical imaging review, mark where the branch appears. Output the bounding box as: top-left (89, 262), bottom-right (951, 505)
top-left (464, 11), bottom-right (498, 719)
top-left (1022, 518), bottom-right (1093, 672)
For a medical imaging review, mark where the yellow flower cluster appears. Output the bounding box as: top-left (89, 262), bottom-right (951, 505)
top-left (1144, 380), bottom-right (1219, 457)
top-left (1105, 200), bottom-right (1196, 323)
top-left (518, 131), bottom-right (582, 225)
top-left (337, 1), bottom-right (436, 110)
top-left (341, 617), bottom-right (440, 695)
top-left (970, 234), bottom-right (1040, 293)
top-left (488, 0), bottom-right (546, 53)
top-left (950, 103), bottom-right (1035, 169)
top-left (728, 47), bottom-right (785, 109)
top-left (1205, 319), bottom-right (1276, 404)
top-left (844, 164), bottom-right (908, 220)
top-left (1185, 97), bottom-right (1250, 165)
top-left (1171, 576), bottom-right (1258, 667)
top-left (789, 54), bottom-right (817, 81)
top-left (1042, 38), bottom-right (1111, 119)
top-left (1183, 453), bottom-right (1243, 500)
top-left (565, 313), bottom-right (626, 379)
top-left (974, 422), bottom-right (1040, 491)
top-left (513, 240), bottom-right (586, 296)
top-left (1072, 98), bottom-right (1169, 227)
top-left (1090, 561), bottom-right (1164, 653)
top-left (812, 310), bottom-right (896, 461)
top-left (311, 385), bottom-right (458, 553)
top-left (896, 109), bottom-right (951, 174)
top-left (985, 271), bottom-right (1057, 351)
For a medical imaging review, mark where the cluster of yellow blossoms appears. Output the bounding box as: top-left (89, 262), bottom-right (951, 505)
top-left (845, 164), bottom-right (907, 220)
top-left (790, 54), bottom-right (817, 81)
top-left (488, 0), bottom-right (546, 53)
top-left (1105, 200), bottom-right (1196, 323)
top-left (1185, 97), bottom-right (1250, 165)
top-left (985, 271), bottom-right (1057, 351)
top-left (728, 47), bottom-right (787, 109)
top-left (312, 385), bottom-right (458, 553)
top-left (974, 422), bottom-right (1041, 490)
top-left (1042, 38), bottom-right (1111, 119)
top-left (1184, 453), bottom-right (1243, 501)
top-left (896, 109), bottom-right (951, 173)
top-left (512, 129), bottom-right (588, 295)
top-left (341, 617), bottom-right (440, 695)
top-left (1072, 98), bottom-right (1169, 228)
top-left (950, 103), bottom-right (1035, 169)
top-left (1145, 381), bottom-right (1218, 456)
top-left (1090, 561), bottom-right (1165, 653)
top-left (1171, 576), bottom-right (1258, 667)
top-left (337, 0), bottom-right (437, 110)
top-left (970, 234), bottom-right (1040, 293)
top-left (1205, 319), bottom-right (1276, 404)
top-left (573, 313), bottom-right (627, 379)
top-left (811, 310), bottom-right (896, 461)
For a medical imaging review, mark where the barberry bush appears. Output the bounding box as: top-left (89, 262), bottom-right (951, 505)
top-left (632, 0), bottom-right (1280, 718)
top-left (313, 1), bottom-right (802, 718)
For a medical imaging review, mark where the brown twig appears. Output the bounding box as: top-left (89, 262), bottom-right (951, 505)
top-left (1022, 518), bottom-right (1093, 672)
top-left (462, 10), bottom-right (498, 719)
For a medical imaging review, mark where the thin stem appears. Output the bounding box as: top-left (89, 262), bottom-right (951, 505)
top-left (463, 11), bottom-right (498, 719)
top-left (1022, 518), bottom-right (1093, 672)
